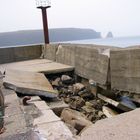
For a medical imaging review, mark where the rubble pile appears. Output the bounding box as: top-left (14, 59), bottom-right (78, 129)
top-left (49, 74), bottom-right (107, 124)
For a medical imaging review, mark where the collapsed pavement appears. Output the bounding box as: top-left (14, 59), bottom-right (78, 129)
top-left (1, 44), bottom-right (140, 139)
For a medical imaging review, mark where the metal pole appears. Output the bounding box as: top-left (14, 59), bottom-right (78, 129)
top-left (41, 7), bottom-right (50, 44)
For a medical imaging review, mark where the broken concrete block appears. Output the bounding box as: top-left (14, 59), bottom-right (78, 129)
top-left (98, 94), bottom-right (135, 112)
top-left (102, 106), bottom-right (118, 118)
top-left (33, 110), bottom-right (61, 126)
top-left (3, 69), bottom-right (58, 98)
top-left (36, 121), bottom-right (75, 140)
top-left (75, 46), bottom-right (109, 85)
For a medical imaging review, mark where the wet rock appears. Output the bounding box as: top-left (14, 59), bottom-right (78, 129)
top-left (73, 83), bottom-right (85, 94)
top-left (70, 96), bottom-right (85, 110)
top-left (61, 75), bottom-right (73, 84)
top-left (61, 108), bottom-right (92, 133)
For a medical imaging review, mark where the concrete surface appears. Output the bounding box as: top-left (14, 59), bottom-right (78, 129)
top-left (0, 59), bottom-right (74, 74)
top-left (4, 69), bottom-right (58, 98)
top-left (0, 45), bottom-right (42, 64)
top-left (110, 47), bottom-right (140, 93)
top-left (1, 89), bottom-right (75, 140)
top-left (45, 44), bottom-right (112, 85)
top-left (79, 108), bottom-right (140, 140)
top-left (0, 89), bottom-right (30, 139)
top-left (36, 121), bottom-right (75, 140)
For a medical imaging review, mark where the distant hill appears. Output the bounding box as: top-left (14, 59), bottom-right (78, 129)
top-left (0, 28), bottom-right (101, 47)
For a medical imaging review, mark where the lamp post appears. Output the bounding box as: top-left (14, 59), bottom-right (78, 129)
top-left (36, 0), bottom-right (51, 44)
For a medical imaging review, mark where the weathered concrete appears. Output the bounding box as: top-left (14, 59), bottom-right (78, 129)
top-left (110, 46), bottom-right (140, 93)
top-left (79, 108), bottom-right (140, 140)
top-left (44, 44), bottom-right (57, 61)
top-left (36, 121), bottom-right (75, 140)
top-left (4, 70), bottom-right (58, 98)
top-left (0, 59), bottom-right (74, 74)
top-left (75, 46), bottom-right (109, 85)
top-left (45, 44), bottom-right (112, 85)
top-left (0, 45), bottom-right (42, 64)
top-left (0, 89), bottom-right (30, 139)
top-left (56, 44), bottom-right (76, 66)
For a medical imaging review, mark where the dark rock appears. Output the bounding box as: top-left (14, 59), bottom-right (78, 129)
top-left (78, 89), bottom-right (93, 99)
top-left (61, 75), bottom-right (73, 84)
top-left (73, 83), bottom-right (85, 94)
top-left (70, 96), bottom-right (85, 110)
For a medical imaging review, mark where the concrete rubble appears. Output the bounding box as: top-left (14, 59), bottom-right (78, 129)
top-left (1, 43), bottom-right (140, 139)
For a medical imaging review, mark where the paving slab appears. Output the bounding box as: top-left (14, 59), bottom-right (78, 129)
top-left (0, 59), bottom-right (74, 74)
top-left (79, 108), bottom-right (140, 140)
top-left (3, 69), bottom-right (58, 98)
top-left (36, 121), bottom-right (75, 140)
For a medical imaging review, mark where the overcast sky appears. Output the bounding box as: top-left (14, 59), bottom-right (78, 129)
top-left (0, 0), bottom-right (140, 37)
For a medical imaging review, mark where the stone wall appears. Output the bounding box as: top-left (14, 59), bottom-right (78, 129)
top-left (0, 45), bottom-right (42, 64)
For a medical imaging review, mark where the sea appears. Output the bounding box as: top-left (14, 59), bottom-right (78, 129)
top-left (64, 36), bottom-right (140, 48)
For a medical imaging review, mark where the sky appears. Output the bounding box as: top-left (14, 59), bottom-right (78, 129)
top-left (0, 0), bottom-right (140, 37)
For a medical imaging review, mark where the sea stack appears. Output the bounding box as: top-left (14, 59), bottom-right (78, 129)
top-left (106, 32), bottom-right (113, 38)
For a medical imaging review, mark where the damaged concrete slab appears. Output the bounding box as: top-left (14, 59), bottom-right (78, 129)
top-left (3, 70), bottom-right (58, 98)
top-left (0, 59), bottom-right (74, 74)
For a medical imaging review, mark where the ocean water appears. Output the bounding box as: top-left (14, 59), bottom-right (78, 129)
top-left (64, 36), bottom-right (140, 48)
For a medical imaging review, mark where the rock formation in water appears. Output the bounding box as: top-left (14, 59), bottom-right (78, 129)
top-left (106, 32), bottom-right (113, 38)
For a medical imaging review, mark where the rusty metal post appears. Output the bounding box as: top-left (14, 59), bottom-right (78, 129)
top-left (38, 6), bottom-right (50, 44)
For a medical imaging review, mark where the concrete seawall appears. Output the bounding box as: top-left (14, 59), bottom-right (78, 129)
top-left (44, 44), bottom-right (117, 86)
top-left (0, 45), bottom-right (42, 64)
top-left (44, 44), bottom-right (140, 94)
top-left (1, 43), bottom-right (140, 94)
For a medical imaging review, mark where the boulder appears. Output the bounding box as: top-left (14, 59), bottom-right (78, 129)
top-left (61, 108), bottom-right (92, 133)
top-left (61, 75), bottom-right (73, 84)
top-left (73, 83), bottom-right (85, 93)
top-left (70, 96), bottom-right (85, 110)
